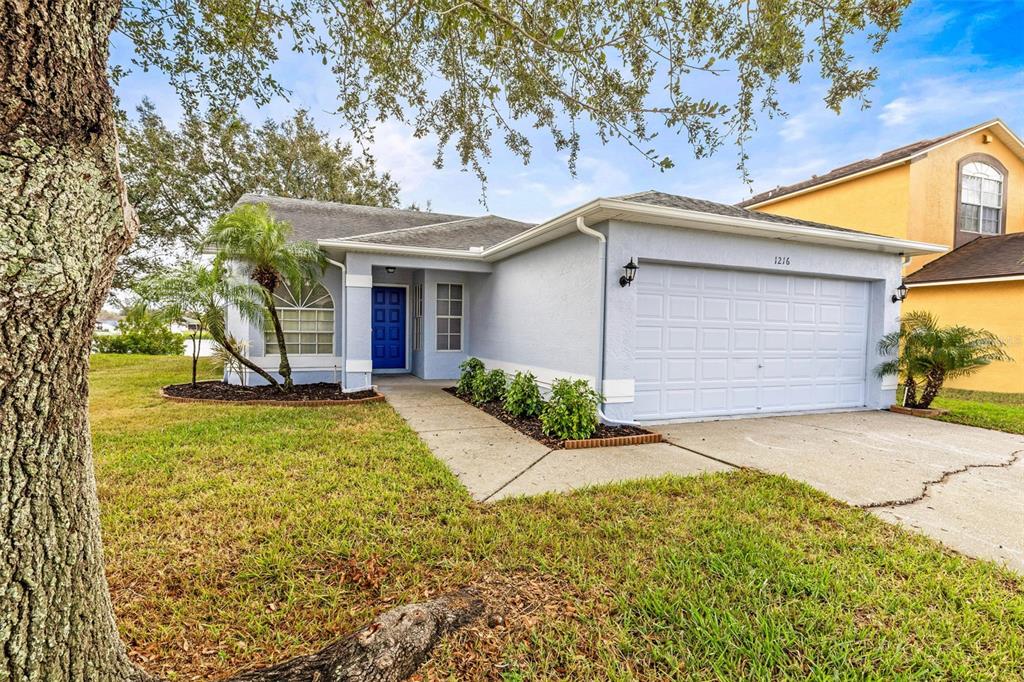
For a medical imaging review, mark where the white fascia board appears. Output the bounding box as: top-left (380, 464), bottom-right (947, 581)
top-left (907, 274), bottom-right (1024, 288)
top-left (317, 239), bottom-right (483, 260)
top-left (588, 199), bottom-right (948, 256)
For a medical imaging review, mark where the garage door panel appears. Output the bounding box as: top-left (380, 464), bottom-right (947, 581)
top-left (636, 293), bottom-right (664, 317)
top-left (666, 359), bottom-right (696, 382)
top-left (765, 300), bottom-right (789, 322)
top-left (668, 295), bottom-right (698, 320)
top-left (733, 328), bottom-right (760, 351)
top-left (701, 328), bottom-right (730, 351)
top-left (702, 297), bottom-right (731, 321)
top-left (634, 263), bottom-right (870, 420)
top-left (667, 328), bottom-right (698, 351)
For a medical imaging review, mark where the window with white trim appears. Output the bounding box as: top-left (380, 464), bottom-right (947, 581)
top-left (959, 161), bottom-right (1004, 234)
top-left (413, 283), bottom-right (423, 352)
top-left (264, 280), bottom-right (334, 355)
top-left (435, 283), bottom-right (462, 351)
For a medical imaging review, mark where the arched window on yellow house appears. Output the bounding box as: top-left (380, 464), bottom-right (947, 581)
top-left (957, 158), bottom-right (1006, 236)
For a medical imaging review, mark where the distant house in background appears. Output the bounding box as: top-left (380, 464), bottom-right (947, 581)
top-left (95, 309), bottom-right (121, 333)
top-left (740, 120), bottom-right (1024, 393)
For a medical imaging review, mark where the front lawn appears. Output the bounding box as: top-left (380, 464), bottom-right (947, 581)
top-left (91, 355), bottom-right (1024, 680)
top-left (931, 388), bottom-right (1024, 435)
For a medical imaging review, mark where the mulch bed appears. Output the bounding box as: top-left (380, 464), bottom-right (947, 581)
top-left (162, 380), bottom-right (380, 405)
top-left (444, 387), bottom-right (656, 449)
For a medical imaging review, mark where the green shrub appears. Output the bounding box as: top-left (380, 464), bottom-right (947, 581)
top-left (541, 378), bottom-right (602, 440)
top-left (472, 369), bottom-right (507, 404)
top-left (93, 329), bottom-right (185, 355)
top-left (457, 357), bottom-right (485, 396)
top-left (504, 371), bottom-right (543, 417)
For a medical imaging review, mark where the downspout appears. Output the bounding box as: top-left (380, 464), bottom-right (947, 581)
top-left (575, 217), bottom-right (640, 426)
top-left (326, 256), bottom-right (375, 394)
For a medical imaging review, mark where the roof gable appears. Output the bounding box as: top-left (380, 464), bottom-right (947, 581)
top-left (738, 119), bottom-right (1024, 208)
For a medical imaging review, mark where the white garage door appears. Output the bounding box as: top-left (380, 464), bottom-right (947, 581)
top-left (633, 264), bottom-right (870, 420)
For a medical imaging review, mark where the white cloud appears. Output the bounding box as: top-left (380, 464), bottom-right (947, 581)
top-left (879, 73), bottom-right (1024, 129)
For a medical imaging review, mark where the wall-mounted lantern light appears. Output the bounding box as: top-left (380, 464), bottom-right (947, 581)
top-left (619, 258), bottom-right (639, 287)
top-left (891, 281), bottom-right (908, 303)
top-left (385, 266), bottom-right (396, 274)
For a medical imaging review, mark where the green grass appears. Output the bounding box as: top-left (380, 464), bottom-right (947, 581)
top-left (91, 355), bottom-right (1024, 680)
top-left (895, 385), bottom-right (1024, 435)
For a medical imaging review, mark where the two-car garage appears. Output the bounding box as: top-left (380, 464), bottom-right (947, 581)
top-left (631, 264), bottom-right (871, 421)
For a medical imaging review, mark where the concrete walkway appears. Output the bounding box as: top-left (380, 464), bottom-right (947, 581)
top-left (376, 375), bottom-right (729, 502)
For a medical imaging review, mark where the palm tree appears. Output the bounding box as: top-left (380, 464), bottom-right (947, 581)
top-left (141, 258), bottom-right (283, 389)
top-left (876, 311), bottom-right (1011, 409)
top-left (205, 203), bottom-right (326, 390)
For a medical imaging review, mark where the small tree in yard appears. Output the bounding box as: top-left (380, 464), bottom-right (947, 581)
top-left (876, 311), bottom-right (1011, 409)
top-left (141, 259), bottom-right (283, 389)
top-left (205, 203), bottom-right (326, 391)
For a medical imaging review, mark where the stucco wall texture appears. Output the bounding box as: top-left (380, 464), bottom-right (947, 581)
top-left (904, 281), bottom-right (1024, 393)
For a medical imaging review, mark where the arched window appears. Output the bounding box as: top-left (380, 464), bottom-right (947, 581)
top-left (264, 281), bottom-right (334, 355)
top-left (958, 160), bottom-right (1004, 235)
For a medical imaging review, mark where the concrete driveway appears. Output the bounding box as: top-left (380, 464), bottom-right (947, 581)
top-left (658, 411), bottom-right (1024, 571)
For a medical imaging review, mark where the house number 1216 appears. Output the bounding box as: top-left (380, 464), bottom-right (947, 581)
top-left (774, 256), bottom-right (791, 265)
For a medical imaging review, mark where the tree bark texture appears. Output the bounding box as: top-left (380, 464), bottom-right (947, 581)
top-left (220, 335), bottom-right (282, 389)
top-left (1, 0), bottom-right (148, 679)
top-left (263, 297), bottom-right (294, 390)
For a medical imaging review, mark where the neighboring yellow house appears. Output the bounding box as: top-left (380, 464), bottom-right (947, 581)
top-left (739, 119), bottom-right (1024, 394)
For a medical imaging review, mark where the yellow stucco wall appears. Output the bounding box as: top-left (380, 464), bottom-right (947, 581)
top-left (903, 281), bottom-right (1024, 393)
top-left (755, 164), bottom-right (911, 239)
top-left (906, 130), bottom-right (1024, 270)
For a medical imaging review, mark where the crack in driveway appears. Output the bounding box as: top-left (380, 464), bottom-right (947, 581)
top-left (859, 449), bottom-right (1024, 510)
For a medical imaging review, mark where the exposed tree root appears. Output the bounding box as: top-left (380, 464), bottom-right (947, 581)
top-left (227, 590), bottom-right (484, 682)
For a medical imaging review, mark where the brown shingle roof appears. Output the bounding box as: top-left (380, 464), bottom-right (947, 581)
top-left (905, 233), bottom-right (1024, 284)
top-left (736, 121), bottom-right (997, 208)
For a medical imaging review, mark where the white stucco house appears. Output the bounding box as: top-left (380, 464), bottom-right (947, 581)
top-left (224, 191), bottom-right (945, 423)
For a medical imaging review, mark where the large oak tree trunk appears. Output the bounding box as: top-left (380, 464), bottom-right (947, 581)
top-left (1, 0), bottom-right (146, 678)
top-left (2, 3), bottom-right (480, 679)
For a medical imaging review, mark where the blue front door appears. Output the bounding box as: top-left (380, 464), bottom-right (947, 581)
top-left (371, 286), bottom-right (406, 369)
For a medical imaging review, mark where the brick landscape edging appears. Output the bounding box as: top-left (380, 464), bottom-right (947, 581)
top-left (159, 388), bottom-right (386, 407)
top-left (889, 404), bottom-right (949, 418)
top-left (563, 432), bottom-right (664, 449)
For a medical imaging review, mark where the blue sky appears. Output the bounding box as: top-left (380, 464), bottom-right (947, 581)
top-left (111, 0), bottom-right (1024, 223)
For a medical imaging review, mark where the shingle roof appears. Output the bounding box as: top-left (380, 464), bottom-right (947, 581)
top-left (616, 190), bottom-right (882, 236)
top-left (346, 215), bottom-right (536, 250)
top-left (905, 233), bottom-right (1024, 284)
top-left (736, 122), bottom-right (991, 208)
top-left (235, 194), bottom-right (472, 242)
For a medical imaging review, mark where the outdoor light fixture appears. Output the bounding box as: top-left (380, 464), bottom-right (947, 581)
top-left (891, 281), bottom-right (908, 303)
top-left (619, 258), bottom-right (639, 287)
top-left (385, 266), bottom-right (396, 274)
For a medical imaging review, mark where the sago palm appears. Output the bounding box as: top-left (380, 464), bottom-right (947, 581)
top-left (876, 311), bottom-right (1011, 409)
top-left (205, 203), bottom-right (326, 390)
